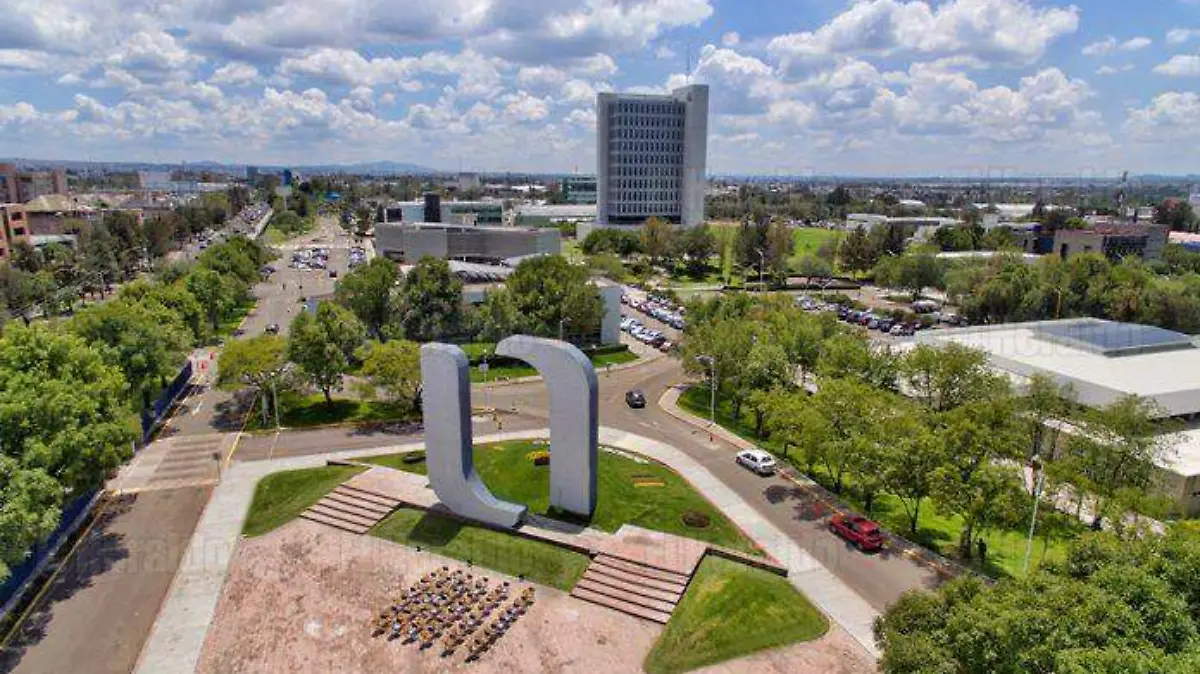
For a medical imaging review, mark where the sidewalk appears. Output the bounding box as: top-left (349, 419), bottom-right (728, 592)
top-left (134, 427), bottom-right (879, 674)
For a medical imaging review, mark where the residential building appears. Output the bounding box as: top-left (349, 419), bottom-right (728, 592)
top-left (1052, 224), bottom-right (1168, 262)
top-left (0, 204), bottom-right (30, 260)
top-left (596, 84), bottom-right (708, 227)
top-left (375, 222), bottom-right (560, 263)
top-left (0, 164), bottom-right (68, 204)
top-left (915, 318), bottom-right (1200, 516)
top-left (561, 175), bottom-right (597, 205)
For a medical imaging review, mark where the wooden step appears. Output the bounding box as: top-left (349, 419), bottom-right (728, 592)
top-left (573, 579), bottom-right (678, 614)
top-left (335, 485), bottom-right (403, 509)
top-left (325, 490), bottom-right (394, 512)
top-left (300, 510), bottom-right (369, 534)
top-left (310, 500), bottom-right (384, 526)
top-left (322, 493), bottom-right (393, 517)
top-left (591, 555), bottom-right (690, 588)
top-left (570, 586), bottom-right (673, 624)
top-left (580, 569), bottom-right (682, 604)
top-left (586, 563), bottom-right (689, 595)
top-left (308, 503), bottom-right (378, 528)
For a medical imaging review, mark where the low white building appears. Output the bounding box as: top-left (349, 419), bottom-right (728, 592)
top-left (916, 318), bottom-right (1200, 515)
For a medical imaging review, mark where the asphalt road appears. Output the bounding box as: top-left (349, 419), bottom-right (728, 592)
top-left (0, 487), bottom-right (212, 674)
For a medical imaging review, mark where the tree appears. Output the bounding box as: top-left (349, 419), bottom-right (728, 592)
top-left (885, 418), bottom-right (946, 534)
top-left (505, 255), bottom-right (604, 341)
top-left (876, 528), bottom-right (1200, 674)
top-left (1022, 373), bottom-right (1076, 461)
top-left (818, 333), bottom-right (899, 390)
top-left (933, 398), bottom-right (1025, 558)
top-left (641, 217), bottom-right (675, 266)
top-left (902, 343), bottom-right (1005, 413)
top-left (68, 299), bottom-right (192, 410)
top-left (798, 255), bottom-right (833, 284)
top-left (839, 224), bottom-right (878, 275)
top-left (581, 228), bottom-right (642, 257)
top-left (287, 302), bottom-right (366, 405)
top-left (874, 253), bottom-right (945, 301)
top-left (395, 257), bottom-right (464, 342)
top-left (0, 321), bottom-right (137, 566)
top-left (354, 339), bottom-right (422, 409)
top-left (119, 278), bottom-right (208, 344)
top-left (804, 377), bottom-right (883, 495)
top-left (678, 226), bottom-right (716, 278)
top-left (217, 334), bottom-right (289, 424)
top-left (335, 257), bottom-right (399, 340)
top-left (1073, 396), bottom-right (1175, 528)
top-left (1155, 198), bottom-right (1197, 232)
top-left (737, 339), bottom-right (792, 437)
top-left (186, 268), bottom-right (235, 333)
top-left (476, 288), bottom-right (519, 343)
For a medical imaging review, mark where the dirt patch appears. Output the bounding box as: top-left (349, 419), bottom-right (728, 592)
top-left (197, 519), bottom-right (878, 674)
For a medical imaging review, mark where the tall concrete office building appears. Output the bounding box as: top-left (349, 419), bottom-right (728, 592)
top-left (596, 85), bottom-right (708, 227)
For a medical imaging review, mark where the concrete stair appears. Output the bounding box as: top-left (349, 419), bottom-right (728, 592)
top-left (299, 484), bottom-right (403, 534)
top-left (570, 554), bottom-right (692, 624)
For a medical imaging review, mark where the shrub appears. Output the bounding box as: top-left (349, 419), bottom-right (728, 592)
top-left (682, 511), bottom-right (712, 529)
top-left (526, 450), bottom-right (550, 466)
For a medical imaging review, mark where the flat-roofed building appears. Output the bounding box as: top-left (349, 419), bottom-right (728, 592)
top-left (915, 318), bottom-right (1200, 515)
top-left (0, 164), bottom-right (67, 204)
top-left (1053, 224), bottom-right (1169, 262)
top-left (0, 203), bottom-right (30, 260)
top-left (376, 222), bottom-right (560, 264)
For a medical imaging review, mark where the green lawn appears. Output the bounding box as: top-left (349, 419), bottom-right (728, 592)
top-left (468, 345), bottom-right (639, 383)
top-left (243, 464), bottom-right (365, 536)
top-left (361, 440), bottom-right (760, 555)
top-left (211, 300), bottom-right (257, 344)
top-left (677, 386), bottom-right (1076, 578)
top-left (246, 393), bottom-right (418, 431)
top-left (791, 227), bottom-right (840, 258)
top-left (370, 507), bottom-right (590, 591)
top-left (644, 556), bottom-right (829, 674)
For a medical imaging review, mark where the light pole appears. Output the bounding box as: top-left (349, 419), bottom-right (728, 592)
top-left (558, 317), bottom-right (569, 342)
top-left (696, 354), bottom-right (716, 441)
top-left (1024, 454), bottom-right (1047, 574)
top-left (755, 248), bottom-right (766, 292)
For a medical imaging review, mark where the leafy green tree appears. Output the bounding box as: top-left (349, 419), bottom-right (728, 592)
top-left (874, 253), bottom-right (945, 301)
top-left (678, 226), bottom-right (716, 278)
top-left (1, 455), bottom-right (63, 580)
top-left (803, 377), bottom-right (883, 495)
top-left (335, 257), bottom-right (399, 340)
top-left (217, 334), bottom-right (290, 424)
top-left (68, 299), bottom-right (192, 410)
top-left (395, 257), bottom-right (464, 341)
top-left (797, 255), bottom-right (832, 283)
top-left (884, 412), bottom-right (946, 534)
top-left (354, 339), bottom-right (422, 409)
top-left (902, 343), bottom-right (1004, 413)
top-left (476, 288), bottom-right (519, 343)
top-left (505, 255), bottom-right (604, 342)
top-left (818, 332), bottom-right (899, 390)
top-left (640, 217), bottom-right (675, 266)
top-left (1155, 198), bottom-right (1197, 232)
top-left (186, 268), bottom-right (236, 333)
top-left (287, 302), bottom-right (366, 405)
top-left (839, 225), bottom-right (878, 275)
top-left (0, 324), bottom-right (137, 493)
top-left (119, 279), bottom-right (208, 344)
top-left (581, 228), bottom-right (642, 257)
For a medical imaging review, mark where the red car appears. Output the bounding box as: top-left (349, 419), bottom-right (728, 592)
top-left (828, 514), bottom-right (885, 552)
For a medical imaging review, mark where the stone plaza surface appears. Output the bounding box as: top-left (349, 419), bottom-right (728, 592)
top-left (196, 519), bottom-right (874, 674)
top-left (134, 428), bottom-right (881, 674)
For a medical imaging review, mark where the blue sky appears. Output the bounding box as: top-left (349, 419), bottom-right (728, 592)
top-left (1, 0), bottom-right (1199, 176)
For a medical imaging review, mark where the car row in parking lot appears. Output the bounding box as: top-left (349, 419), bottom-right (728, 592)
top-left (349, 246), bottom-right (366, 268)
top-left (622, 293), bottom-right (685, 331)
top-left (621, 317), bottom-right (673, 353)
top-left (292, 248), bottom-right (329, 271)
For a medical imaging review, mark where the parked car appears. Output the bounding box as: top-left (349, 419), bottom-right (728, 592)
top-left (625, 390), bottom-right (647, 408)
top-left (828, 513), bottom-right (885, 552)
top-left (735, 449), bottom-right (777, 476)
top-left (877, 318), bottom-right (895, 333)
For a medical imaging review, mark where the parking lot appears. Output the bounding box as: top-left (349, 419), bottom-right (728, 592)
top-left (620, 290), bottom-right (684, 354)
top-left (794, 294), bottom-right (966, 341)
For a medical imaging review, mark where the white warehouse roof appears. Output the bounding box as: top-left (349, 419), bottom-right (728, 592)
top-left (915, 318), bottom-right (1200, 419)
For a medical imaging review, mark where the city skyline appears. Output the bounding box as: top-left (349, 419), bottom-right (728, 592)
top-left (1, 1), bottom-right (1199, 176)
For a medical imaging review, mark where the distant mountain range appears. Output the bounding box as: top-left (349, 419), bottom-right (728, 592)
top-left (0, 157), bottom-right (438, 176)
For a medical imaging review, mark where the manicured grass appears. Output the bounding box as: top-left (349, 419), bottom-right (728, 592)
top-left (791, 227), bottom-right (840, 258)
top-left (362, 451), bottom-right (429, 475)
top-left (644, 556), bottom-right (828, 674)
top-left (246, 393), bottom-right (418, 431)
top-left (370, 507), bottom-right (590, 591)
top-left (243, 464), bottom-right (365, 536)
top-left (468, 345), bottom-right (639, 383)
top-left (361, 440), bottom-right (760, 555)
top-left (677, 386), bottom-right (1077, 578)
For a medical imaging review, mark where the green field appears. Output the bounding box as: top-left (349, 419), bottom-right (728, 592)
top-left (242, 464), bottom-right (365, 536)
top-left (371, 507), bottom-right (590, 590)
top-left (791, 227), bottom-right (841, 261)
top-left (644, 556), bottom-right (829, 673)
top-left (361, 440), bottom-right (759, 554)
top-left (245, 393), bottom-right (418, 431)
top-left (677, 386), bottom-right (1076, 578)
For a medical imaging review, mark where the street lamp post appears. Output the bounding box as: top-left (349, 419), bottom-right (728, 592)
top-left (1024, 454), bottom-right (1047, 574)
top-left (558, 317), bottom-right (569, 342)
top-left (696, 354), bottom-right (716, 441)
top-left (755, 248), bottom-right (766, 292)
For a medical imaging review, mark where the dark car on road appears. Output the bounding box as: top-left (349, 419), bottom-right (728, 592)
top-left (829, 513), bottom-right (885, 552)
top-left (265, 323), bottom-right (280, 334)
top-left (625, 390), bottom-right (646, 409)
